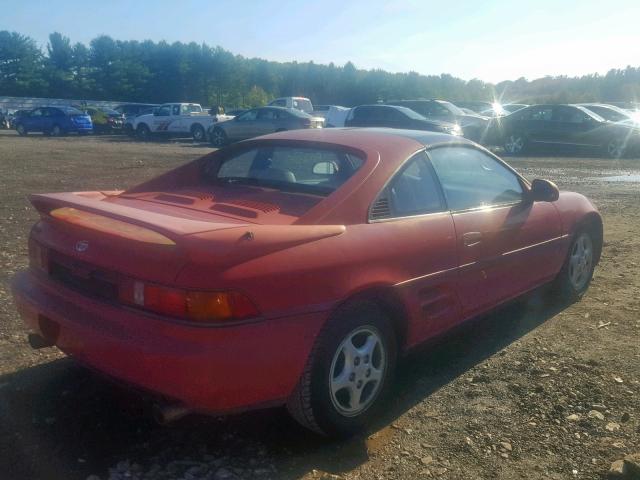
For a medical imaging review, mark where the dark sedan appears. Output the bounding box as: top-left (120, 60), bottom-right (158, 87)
top-left (344, 105), bottom-right (462, 136)
top-left (386, 100), bottom-right (488, 141)
top-left (498, 104), bottom-right (640, 158)
top-left (208, 106), bottom-right (323, 146)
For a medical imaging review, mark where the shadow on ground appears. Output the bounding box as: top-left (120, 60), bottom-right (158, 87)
top-left (0, 289), bottom-right (567, 480)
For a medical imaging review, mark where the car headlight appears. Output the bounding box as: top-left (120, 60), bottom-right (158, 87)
top-left (449, 124), bottom-right (463, 136)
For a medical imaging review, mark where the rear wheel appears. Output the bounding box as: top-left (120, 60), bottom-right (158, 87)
top-left (51, 125), bottom-right (63, 137)
top-left (605, 137), bottom-right (626, 159)
top-left (16, 124), bottom-right (27, 136)
top-left (287, 301), bottom-right (396, 437)
top-left (137, 124), bottom-right (151, 141)
top-left (554, 230), bottom-right (595, 302)
top-left (191, 124), bottom-right (206, 141)
top-left (504, 133), bottom-right (526, 155)
top-left (209, 127), bottom-right (227, 147)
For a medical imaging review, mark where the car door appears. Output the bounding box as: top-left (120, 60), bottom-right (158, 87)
top-left (254, 108), bottom-right (278, 135)
top-left (168, 104), bottom-right (183, 133)
top-left (428, 146), bottom-right (564, 319)
top-left (225, 109), bottom-right (259, 141)
top-left (522, 105), bottom-right (555, 143)
top-left (369, 151), bottom-right (461, 344)
top-left (152, 105), bottom-right (172, 132)
top-left (24, 108), bottom-right (43, 131)
top-left (550, 106), bottom-right (600, 147)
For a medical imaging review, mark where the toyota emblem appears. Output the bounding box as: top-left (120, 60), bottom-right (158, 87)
top-left (75, 240), bottom-right (89, 253)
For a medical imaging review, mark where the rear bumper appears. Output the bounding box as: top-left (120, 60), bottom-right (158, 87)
top-left (11, 270), bottom-right (325, 413)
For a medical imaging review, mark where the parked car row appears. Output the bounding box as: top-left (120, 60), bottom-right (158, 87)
top-left (494, 103), bottom-right (640, 158)
top-left (6, 97), bottom-right (640, 158)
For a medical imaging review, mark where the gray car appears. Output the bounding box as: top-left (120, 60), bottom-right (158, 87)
top-left (208, 106), bottom-right (323, 146)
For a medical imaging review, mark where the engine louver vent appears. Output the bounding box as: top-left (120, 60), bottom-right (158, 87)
top-left (370, 197), bottom-right (391, 220)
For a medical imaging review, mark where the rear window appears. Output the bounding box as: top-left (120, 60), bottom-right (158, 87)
top-left (206, 146), bottom-right (364, 196)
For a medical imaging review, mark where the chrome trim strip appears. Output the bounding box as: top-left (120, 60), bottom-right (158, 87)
top-left (394, 265), bottom-right (459, 286)
top-left (502, 234), bottom-right (569, 257)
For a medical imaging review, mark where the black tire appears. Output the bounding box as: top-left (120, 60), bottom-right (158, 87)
top-left (137, 124), bottom-right (151, 141)
top-left (553, 228), bottom-right (596, 302)
top-left (191, 124), bottom-right (206, 142)
top-left (504, 132), bottom-right (527, 155)
top-left (51, 124), bottom-right (63, 137)
top-left (209, 127), bottom-right (228, 147)
top-left (604, 137), bottom-right (626, 159)
top-left (287, 301), bottom-right (397, 437)
top-left (16, 124), bottom-right (27, 136)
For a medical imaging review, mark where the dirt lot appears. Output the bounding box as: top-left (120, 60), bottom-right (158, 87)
top-left (0, 130), bottom-right (638, 480)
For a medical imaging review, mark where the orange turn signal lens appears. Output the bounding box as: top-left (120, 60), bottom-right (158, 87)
top-left (119, 279), bottom-right (259, 323)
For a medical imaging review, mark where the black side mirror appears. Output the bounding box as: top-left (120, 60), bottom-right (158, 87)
top-left (529, 178), bottom-right (559, 202)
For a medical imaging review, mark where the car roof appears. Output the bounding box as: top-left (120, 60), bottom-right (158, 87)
top-left (258, 127), bottom-right (471, 149)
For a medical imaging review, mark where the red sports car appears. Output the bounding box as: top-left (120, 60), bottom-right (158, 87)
top-left (12, 128), bottom-right (602, 436)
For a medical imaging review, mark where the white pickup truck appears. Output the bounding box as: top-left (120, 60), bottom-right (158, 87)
top-left (132, 103), bottom-right (232, 141)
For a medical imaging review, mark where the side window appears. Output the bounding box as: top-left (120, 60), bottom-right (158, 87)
top-left (156, 106), bottom-right (171, 116)
top-left (429, 147), bottom-right (523, 211)
top-left (236, 110), bottom-right (258, 122)
top-left (257, 109), bottom-right (277, 120)
top-left (553, 106), bottom-right (590, 124)
top-left (373, 152), bottom-right (445, 219)
top-left (272, 99), bottom-right (287, 107)
top-left (527, 107), bottom-right (553, 121)
top-left (352, 107), bottom-right (371, 121)
top-left (31, 109), bottom-right (43, 117)
top-left (172, 105), bottom-right (181, 116)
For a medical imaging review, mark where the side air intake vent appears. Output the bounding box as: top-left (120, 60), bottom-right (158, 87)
top-left (370, 197), bottom-right (391, 220)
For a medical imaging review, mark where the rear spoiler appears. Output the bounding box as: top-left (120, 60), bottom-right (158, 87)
top-left (30, 192), bottom-right (246, 240)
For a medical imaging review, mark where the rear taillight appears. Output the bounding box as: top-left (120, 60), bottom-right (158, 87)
top-left (28, 240), bottom-right (48, 272)
top-left (119, 279), bottom-right (260, 323)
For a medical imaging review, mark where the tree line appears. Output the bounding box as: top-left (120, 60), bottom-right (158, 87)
top-left (1, 30), bottom-right (640, 108)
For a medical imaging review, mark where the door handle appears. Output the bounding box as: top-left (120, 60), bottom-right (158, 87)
top-left (463, 231), bottom-right (482, 247)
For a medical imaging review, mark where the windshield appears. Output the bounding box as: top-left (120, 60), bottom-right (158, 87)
top-left (206, 146), bottom-right (364, 196)
top-left (292, 98), bottom-right (313, 113)
top-left (439, 101), bottom-right (465, 116)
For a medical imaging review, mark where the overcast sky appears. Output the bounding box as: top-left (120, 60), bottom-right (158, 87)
top-left (4, 0), bottom-right (640, 83)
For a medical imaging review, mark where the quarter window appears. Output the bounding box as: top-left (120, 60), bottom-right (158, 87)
top-left (429, 147), bottom-right (523, 211)
top-left (374, 152), bottom-right (445, 218)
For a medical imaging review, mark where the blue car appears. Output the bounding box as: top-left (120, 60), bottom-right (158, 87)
top-left (14, 106), bottom-right (93, 136)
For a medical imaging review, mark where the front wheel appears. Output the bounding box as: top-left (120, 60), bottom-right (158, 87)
top-left (554, 230), bottom-right (596, 302)
top-left (209, 127), bottom-right (227, 147)
top-left (287, 301), bottom-right (396, 437)
top-left (191, 124), bottom-right (206, 141)
top-left (137, 124), bottom-right (151, 141)
top-left (504, 133), bottom-right (526, 155)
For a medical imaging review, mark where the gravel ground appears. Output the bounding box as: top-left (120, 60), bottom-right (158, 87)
top-left (0, 130), bottom-right (638, 480)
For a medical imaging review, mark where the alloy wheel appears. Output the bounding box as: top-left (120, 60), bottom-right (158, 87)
top-left (607, 138), bottom-right (625, 158)
top-left (329, 326), bottom-right (386, 417)
top-left (568, 233), bottom-right (593, 292)
top-left (505, 134), bottom-right (524, 154)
